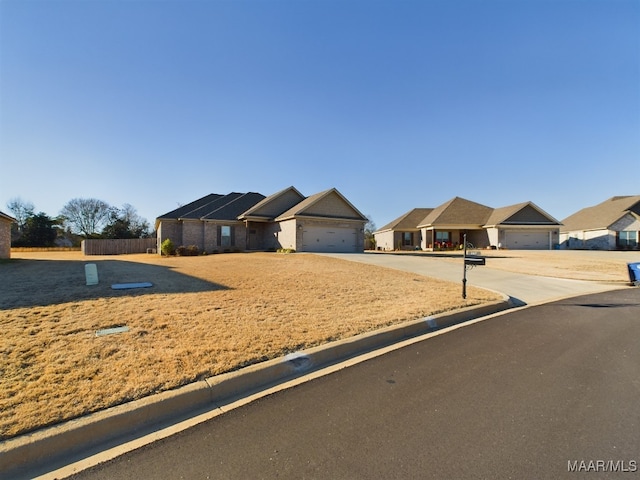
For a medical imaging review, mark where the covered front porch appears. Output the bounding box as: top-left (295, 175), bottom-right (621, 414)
top-left (421, 228), bottom-right (490, 251)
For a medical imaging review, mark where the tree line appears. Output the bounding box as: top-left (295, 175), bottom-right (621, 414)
top-left (7, 197), bottom-right (151, 247)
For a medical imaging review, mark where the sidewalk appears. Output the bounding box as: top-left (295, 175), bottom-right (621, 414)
top-left (323, 252), bottom-right (625, 306)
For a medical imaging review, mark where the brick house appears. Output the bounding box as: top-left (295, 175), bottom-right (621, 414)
top-left (0, 211), bottom-right (16, 259)
top-left (560, 196), bottom-right (640, 250)
top-left (156, 187), bottom-right (367, 253)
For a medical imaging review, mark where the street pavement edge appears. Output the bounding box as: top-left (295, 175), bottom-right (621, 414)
top-left (1, 297), bottom-right (514, 479)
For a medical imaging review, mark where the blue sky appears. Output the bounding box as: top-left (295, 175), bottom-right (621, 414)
top-left (1, 0), bottom-right (638, 230)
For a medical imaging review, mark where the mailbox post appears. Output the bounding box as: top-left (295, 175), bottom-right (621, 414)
top-left (462, 234), bottom-right (486, 298)
top-left (462, 234), bottom-right (468, 299)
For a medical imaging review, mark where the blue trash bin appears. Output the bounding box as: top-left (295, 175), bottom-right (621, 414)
top-left (627, 262), bottom-right (640, 285)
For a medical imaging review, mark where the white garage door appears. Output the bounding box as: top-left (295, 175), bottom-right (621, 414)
top-left (302, 226), bottom-right (358, 252)
top-left (505, 231), bottom-right (549, 250)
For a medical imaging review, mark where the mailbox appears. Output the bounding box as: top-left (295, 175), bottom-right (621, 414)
top-left (465, 256), bottom-right (486, 266)
top-left (628, 262), bottom-right (640, 285)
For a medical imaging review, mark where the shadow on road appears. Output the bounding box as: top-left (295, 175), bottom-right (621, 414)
top-left (574, 302), bottom-right (640, 308)
top-left (508, 296), bottom-right (527, 307)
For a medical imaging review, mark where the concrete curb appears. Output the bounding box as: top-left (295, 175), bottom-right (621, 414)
top-left (1, 297), bottom-right (513, 479)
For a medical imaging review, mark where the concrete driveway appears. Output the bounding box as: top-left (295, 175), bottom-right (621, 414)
top-left (322, 252), bottom-right (626, 306)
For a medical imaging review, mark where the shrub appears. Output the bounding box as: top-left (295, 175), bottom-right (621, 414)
top-left (161, 238), bottom-right (175, 256)
top-left (277, 248), bottom-right (296, 254)
top-left (176, 245), bottom-right (199, 256)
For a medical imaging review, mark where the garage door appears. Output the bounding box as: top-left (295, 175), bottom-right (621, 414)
top-left (504, 231), bottom-right (549, 250)
top-left (302, 226), bottom-right (358, 252)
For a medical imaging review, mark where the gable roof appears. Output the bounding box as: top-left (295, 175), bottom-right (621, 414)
top-left (561, 195), bottom-right (640, 232)
top-left (239, 186), bottom-right (305, 221)
top-left (375, 208), bottom-right (433, 233)
top-left (417, 197), bottom-right (493, 228)
top-left (380, 198), bottom-right (560, 233)
top-left (275, 188), bottom-right (368, 222)
top-left (155, 187), bottom-right (366, 226)
top-left (485, 202), bottom-right (561, 226)
top-left (0, 210), bottom-right (17, 223)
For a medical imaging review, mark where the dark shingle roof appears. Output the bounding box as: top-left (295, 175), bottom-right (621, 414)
top-left (156, 192), bottom-right (266, 223)
top-left (181, 193), bottom-right (244, 220)
top-left (156, 187), bottom-right (365, 225)
top-left (201, 193), bottom-right (266, 221)
top-left (157, 194), bottom-right (224, 220)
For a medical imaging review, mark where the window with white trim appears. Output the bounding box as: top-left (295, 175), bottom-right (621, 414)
top-left (221, 226), bottom-right (231, 247)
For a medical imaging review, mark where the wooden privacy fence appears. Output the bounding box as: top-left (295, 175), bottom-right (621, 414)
top-left (81, 238), bottom-right (157, 255)
top-left (11, 247), bottom-right (81, 252)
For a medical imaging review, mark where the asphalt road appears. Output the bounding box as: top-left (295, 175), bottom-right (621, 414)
top-left (69, 288), bottom-right (640, 480)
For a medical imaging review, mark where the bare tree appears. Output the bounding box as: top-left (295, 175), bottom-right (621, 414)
top-left (60, 198), bottom-right (111, 237)
top-left (102, 204), bottom-right (150, 238)
top-left (364, 215), bottom-right (376, 250)
top-left (120, 204), bottom-right (150, 236)
top-left (6, 197), bottom-right (35, 231)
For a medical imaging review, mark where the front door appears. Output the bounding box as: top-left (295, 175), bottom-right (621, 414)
top-left (248, 228), bottom-right (258, 250)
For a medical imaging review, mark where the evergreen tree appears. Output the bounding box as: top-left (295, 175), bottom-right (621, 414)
top-left (13, 212), bottom-right (58, 247)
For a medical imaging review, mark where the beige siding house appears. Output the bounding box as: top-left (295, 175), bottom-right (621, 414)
top-left (375, 197), bottom-right (561, 251)
top-left (373, 208), bottom-right (433, 251)
top-left (560, 196), bottom-right (640, 250)
top-left (484, 202), bottom-right (562, 250)
top-left (156, 186), bottom-right (367, 253)
top-left (0, 211), bottom-right (16, 259)
top-left (417, 198), bottom-right (494, 250)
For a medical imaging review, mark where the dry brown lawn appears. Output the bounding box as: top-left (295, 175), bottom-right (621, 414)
top-left (0, 251), bottom-right (500, 439)
top-left (435, 249), bottom-right (635, 282)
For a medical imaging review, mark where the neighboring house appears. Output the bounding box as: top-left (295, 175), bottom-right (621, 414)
top-left (156, 186), bottom-right (368, 253)
top-left (418, 197), bottom-right (494, 250)
top-left (484, 201), bottom-right (562, 250)
top-left (375, 197), bottom-right (561, 251)
top-left (373, 208), bottom-right (433, 251)
top-left (559, 196), bottom-right (640, 250)
top-left (0, 210), bottom-right (16, 259)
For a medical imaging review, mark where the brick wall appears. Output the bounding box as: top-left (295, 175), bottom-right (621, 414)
top-left (0, 219), bottom-right (11, 259)
top-left (181, 220), bottom-right (204, 250)
top-left (157, 220), bottom-right (182, 252)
